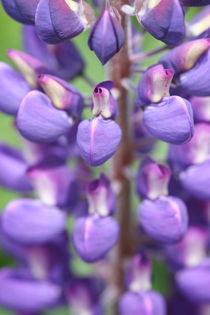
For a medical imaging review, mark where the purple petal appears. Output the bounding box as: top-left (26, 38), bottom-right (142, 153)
top-left (178, 48), bottom-right (210, 96)
top-left (137, 64), bottom-right (174, 106)
top-left (88, 8), bottom-right (125, 64)
top-left (7, 49), bottom-right (50, 89)
top-left (87, 174), bottom-right (116, 216)
top-left (72, 215), bottom-right (119, 262)
top-left (38, 74), bottom-right (84, 118)
top-left (190, 97), bottom-right (210, 122)
top-left (187, 7), bottom-right (210, 38)
top-left (136, 157), bottom-right (171, 200)
top-left (119, 291), bottom-right (166, 315)
top-left (139, 196), bottom-right (188, 244)
top-left (92, 81), bottom-right (118, 118)
top-left (0, 269), bottom-right (61, 311)
top-left (160, 39), bottom-right (210, 74)
top-left (27, 163), bottom-right (79, 208)
top-left (168, 123), bottom-right (210, 172)
top-left (0, 143), bottom-right (32, 192)
top-left (35, 0), bottom-right (85, 44)
top-left (143, 96), bottom-right (194, 144)
top-left (180, 159), bottom-right (210, 200)
top-left (76, 116), bottom-right (122, 166)
top-left (0, 62), bottom-right (31, 115)
top-left (2, 0), bottom-right (39, 24)
top-left (176, 263), bottom-right (210, 302)
top-left (136, 0), bottom-right (185, 46)
top-left (16, 91), bottom-right (72, 143)
top-left (2, 199), bottom-right (66, 244)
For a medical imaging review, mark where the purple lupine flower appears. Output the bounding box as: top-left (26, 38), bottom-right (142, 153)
top-left (87, 174), bottom-right (116, 216)
top-left (0, 268), bottom-right (61, 312)
top-left (88, 6), bottom-right (125, 64)
top-left (137, 64), bottom-right (174, 106)
top-left (126, 254), bottom-right (152, 292)
top-left (135, 0), bottom-right (185, 46)
top-left (176, 260), bottom-right (210, 302)
top-left (143, 96), bottom-right (194, 144)
top-left (180, 159), bottom-right (210, 200)
top-left (7, 49), bottom-right (50, 89)
top-left (23, 25), bottom-right (85, 80)
top-left (2, 199), bottom-right (66, 244)
top-left (38, 74), bottom-right (84, 118)
top-left (190, 97), bottom-right (210, 122)
top-left (0, 62), bottom-right (31, 115)
top-left (76, 115), bottom-right (122, 166)
top-left (168, 123), bottom-right (210, 172)
top-left (165, 226), bottom-right (208, 269)
top-left (160, 38), bottom-right (210, 74)
top-left (0, 144), bottom-right (32, 192)
top-left (35, 0), bottom-right (93, 44)
top-left (178, 47), bottom-right (210, 96)
top-left (136, 157), bottom-right (171, 200)
top-left (119, 291), bottom-right (166, 315)
top-left (27, 162), bottom-right (79, 208)
top-left (92, 81), bottom-right (118, 119)
top-left (16, 91), bottom-right (73, 143)
top-left (1, 0), bottom-right (39, 24)
top-left (138, 196), bottom-right (188, 244)
top-left (67, 279), bottom-right (103, 315)
top-left (187, 7), bottom-right (210, 39)
top-left (72, 214), bottom-right (119, 262)
top-left (181, 0), bottom-right (210, 6)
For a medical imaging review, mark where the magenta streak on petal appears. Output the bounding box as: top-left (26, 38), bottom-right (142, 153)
top-left (168, 199), bottom-right (181, 224)
top-left (90, 118), bottom-right (98, 165)
top-left (143, 294), bottom-right (153, 315)
top-left (84, 216), bottom-right (93, 253)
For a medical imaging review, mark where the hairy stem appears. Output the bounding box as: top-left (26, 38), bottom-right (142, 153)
top-left (109, 0), bottom-right (135, 310)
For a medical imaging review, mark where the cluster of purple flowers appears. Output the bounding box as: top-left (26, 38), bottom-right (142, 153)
top-left (1, 0), bottom-right (210, 314)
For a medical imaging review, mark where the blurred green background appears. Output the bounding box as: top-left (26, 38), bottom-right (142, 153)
top-left (0, 3), bottom-right (201, 314)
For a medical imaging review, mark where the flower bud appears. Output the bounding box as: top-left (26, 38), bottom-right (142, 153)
top-left (2, 199), bottom-right (66, 244)
top-left (165, 227), bottom-right (208, 269)
top-left (0, 144), bottom-right (32, 192)
top-left (72, 214), bottom-right (119, 262)
top-left (187, 7), bottom-right (210, 38)
top-left (190, 97), bottom-right (210, 122)
top-left (35, 0), bottom-right (93, 44)
top-left (138, 196), bottom-right (188, 244)
top-left (76, 116), bottom-right (122, 166)
top-left (181, 0), bottom-right (210, 6)
top-left (0, 268), bottom-right (61, 312)
top-left (27, 163), bottom-right (79, 208)
top-left (92, 81), bottom-right (118, 118)
top-left (119, 291), bottom-right (166, 315)
top-left (143, 96), bottom-right (194, 144)
top-left (178, 48), bottom-right (210, 96)
top-left (160, 39), bottom-right (210, 74)
top-left (126, 254), bottom-right (152, 292)
top-left (136, 157), bottom-right (171, 200)
top-left (168, 123), bottom-right (210, 172)
top-left (88, 7), bottom-right (125, 64)
top-left (87, 174), bottom-right (116, 216)
top-left (180, 160), bottom-right (210, 200)
top-left (7, 50), bottom-right (49, 89)
top-left (135, 0), bottom-right (185, 46)
top-left (38, 74), bottom-right (84, 118)
top-left (176, 260), bottom-right (210, 303)
top-left (137, 64), bottom-right (174, 106)
top-left (23, 25), bottom-right (85, 81)
top-left (16, 91), bottom-right (73, 144)
top-left (0, 62), bottom-right (31, 115)
top-left (2, 0), bottom-right (39, 24)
